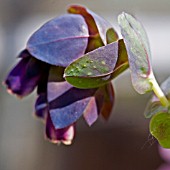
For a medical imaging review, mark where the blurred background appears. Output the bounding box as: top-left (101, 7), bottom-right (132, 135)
top-left (1, 0), bottom-right (170, 169)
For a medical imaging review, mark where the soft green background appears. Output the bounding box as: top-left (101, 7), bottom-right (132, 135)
top-left (1, 0), bottom-right (170, 169)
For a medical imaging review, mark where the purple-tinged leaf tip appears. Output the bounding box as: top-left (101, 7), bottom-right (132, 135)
top-left (64, 40), bottom-right (119, 89)
top-left (100, 83), bottom-right (114, 120)
top-left (27, 14), bottom-right (89, 67)
top-left (68, 5), bottom-right (118, 46)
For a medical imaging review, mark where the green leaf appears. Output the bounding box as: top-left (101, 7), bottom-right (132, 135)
top-left (150, 112), bottom-right (170, 148)
top-left (106, 28), bottom-right (119, 44)
top-left (64, 41), bottom-right (119, 89)
top-left (145, 77), bottom-right (170, 118)
top-left (118, 12), bottom-right (152, 94)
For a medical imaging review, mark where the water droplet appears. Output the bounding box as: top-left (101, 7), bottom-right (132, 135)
top-left (82, 64), bottom-right (87, 68)
top-left (101, 61), bottom-right (106, 65)
top-left (87, 72), bottom-right (92, 76)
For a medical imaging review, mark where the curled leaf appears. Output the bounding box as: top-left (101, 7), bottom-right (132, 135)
top-left (118, 12), bottom-right (152, 94)
top-left (27, 14), bottom-right (89, 67)
top-left (64, 41), bottom-right (118, 89)
top-left (110, 39), bottom-right (129, 79)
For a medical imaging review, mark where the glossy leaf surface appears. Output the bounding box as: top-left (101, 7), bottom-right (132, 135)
top-left (64, 41), bottom-right (118, 89)
top-left (27, 14), bottom-right (89, 67)
top-left (145, 77), bottom-right (170, 118)
top-left (118, 12), bottom-right (152, 94)
top-left (150, 112), bottom-right (170, 148)
top-left (68, 5), bottom-right (118, 45)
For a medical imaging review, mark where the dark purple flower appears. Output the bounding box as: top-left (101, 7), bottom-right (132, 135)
top-left (4, 50), bottom-right (49, 97)
top-left (4, 5), bottom-right (117, 145)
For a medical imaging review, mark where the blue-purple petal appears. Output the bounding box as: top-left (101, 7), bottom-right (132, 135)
top-left (47, 81), bottom-right (97, 129)
top-left (27, 14), bottom-right (89, 67)
top-left (83, 97), bottom-right (98, 126)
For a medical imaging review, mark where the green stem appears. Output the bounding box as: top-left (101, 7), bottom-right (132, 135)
top-left (149, 74), bottom-right (170, 107)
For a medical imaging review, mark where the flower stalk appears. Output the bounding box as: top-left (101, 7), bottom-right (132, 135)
top-left (149, 73), bottom-right (170, 108)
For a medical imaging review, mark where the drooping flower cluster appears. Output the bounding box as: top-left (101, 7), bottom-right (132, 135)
top-left (4, 5), bottom-right (118, 145)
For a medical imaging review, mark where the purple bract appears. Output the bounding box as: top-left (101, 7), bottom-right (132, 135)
top-left (4, 5), bottom-right (117, 145)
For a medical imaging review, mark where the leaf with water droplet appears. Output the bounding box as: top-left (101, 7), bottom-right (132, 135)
top-left (150, 112), bottom-right (170, 148)
top-left (64, 41), bottom-right (118, 88)
top-left (27, 14), bottom-right (89, 67)
top-left (118, 12), bottom-right (153, 94)
top-left (47, 67), bottom-right (114, 129)
top-left (145, 77), bottom-right (170, 118)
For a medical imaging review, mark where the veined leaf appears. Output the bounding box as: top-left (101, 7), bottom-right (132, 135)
top-left (64, 39), bottom-right (128, 89)
top-left (27, 14), bottom-right (89, 67)
top-left (64, 41), bottom-right (118, 89)
top-left (118, 12), bottom-right (152, 94)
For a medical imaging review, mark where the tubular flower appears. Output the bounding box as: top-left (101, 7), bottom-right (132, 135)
top-left (4, 5), bottom-right (117, 145)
